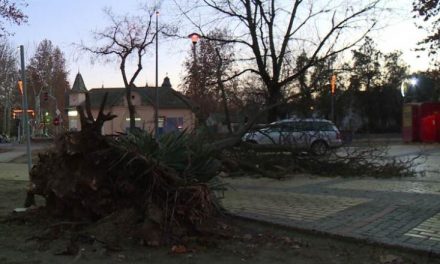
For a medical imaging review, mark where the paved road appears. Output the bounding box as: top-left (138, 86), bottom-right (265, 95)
top-left (222, 143), bottom-right (440, 254)
top-left (2, 142), bottom-right (440, 254)
top-left (0, 142), bottom-right (50, 180)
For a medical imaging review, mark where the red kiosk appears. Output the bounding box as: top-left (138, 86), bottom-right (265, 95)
top-left (402, 102), bottom-right (440, 142)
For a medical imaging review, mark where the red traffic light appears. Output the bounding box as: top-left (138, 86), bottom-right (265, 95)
top-left (53, 117), bottom-right (60, 126)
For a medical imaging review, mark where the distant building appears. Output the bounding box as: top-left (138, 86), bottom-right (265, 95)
top-left (67, 73), bottom-right (196, 134)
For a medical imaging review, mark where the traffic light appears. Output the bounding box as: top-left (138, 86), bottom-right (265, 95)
top-left (53, 117), bottom-right (60, 126)
top-left (43, 92), bottom-right (48, 101)
top-left (17, 80), bottom-right (23, 95)
top-left (330, 74), bottom-right (336, 95)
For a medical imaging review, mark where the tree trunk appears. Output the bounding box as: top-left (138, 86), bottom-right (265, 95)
top-left (125, 85), bottom-right (136, 131)
top-left (267, 85), bottom-right (283, 122)
top-left (220, 85), bottom-right (232, 133)
top-left (215, 48), bottom-right (232, 134)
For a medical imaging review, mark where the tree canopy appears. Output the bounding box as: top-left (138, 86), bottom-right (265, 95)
top-left (83, 6), bottom-right (160, 131)
top-left (26, 39), bottom-right (70, 132)
top-left (0, 37), bottom-right (18, 134)
top-left (179, 0), bottom-right (382, 122)
top-left (0, 0), bottom-right (27, 36)
top-left (413, 0), bottom-right (440, 63)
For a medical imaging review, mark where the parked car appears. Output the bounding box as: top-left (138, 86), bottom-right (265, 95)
top-left (242, 118), bottom-right (343, 155)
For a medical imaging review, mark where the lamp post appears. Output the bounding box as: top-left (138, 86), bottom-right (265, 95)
top-left (410, 77), bottom-right (418, 87)
top-left (188, 32), bottom-right (200, 101)
top-left (154, 10), bottom-right (159, 138)
top-left (410, 77), bottom-right (418, 103)
top-left (188, 33), bottom-right (200, 60)
top-left (19, 45), bottom-right (32, 173)
top-left (401, 77), bottom-right (418, 102)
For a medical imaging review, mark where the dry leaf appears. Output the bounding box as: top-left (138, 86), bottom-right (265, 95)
top-left (171, 245), bottom-right (188, 254)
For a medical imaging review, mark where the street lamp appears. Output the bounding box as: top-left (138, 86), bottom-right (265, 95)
top-left (188, 33), bottom-right (201, 102)
top-left (410, 77), bottom-right (418, 86)
top-left (155, 10), bottom-right (159, 139)
top-left (188, 32), bottom-right (201, 44)
top-left (401, 77), bottom-right (418, 102)
top-left (188, 32), bottom-right (201, 63)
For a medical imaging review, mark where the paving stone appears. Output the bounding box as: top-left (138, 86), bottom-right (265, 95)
top-left (223, 189), bottom-right (369, 222)
top-left (405, 213), bottom-right (440, 244)
top-left (328, 179), bottom-right (440, 195)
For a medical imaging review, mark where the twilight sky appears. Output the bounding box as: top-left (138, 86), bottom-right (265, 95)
top-left (8, 0), bottom-right (431, 91)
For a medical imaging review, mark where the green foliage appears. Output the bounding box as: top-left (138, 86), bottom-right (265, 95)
top-left (116, 130), bottom-right (221, 185)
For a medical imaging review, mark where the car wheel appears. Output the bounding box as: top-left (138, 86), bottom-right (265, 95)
top-left (311, 140), bottom-right (328, 155)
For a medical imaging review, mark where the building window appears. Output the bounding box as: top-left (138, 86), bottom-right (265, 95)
top-left (158, 116), bottom-right (165, 128)
top-left (68, 110), bottom-right (78, 117)
top-left (164, 117), bottom-right (184, 132)
top-left (125, 117), bottom-right (144, 132)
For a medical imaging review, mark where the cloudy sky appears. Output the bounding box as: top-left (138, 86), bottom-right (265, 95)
top-left (8, 0), bottom-right (431, 91)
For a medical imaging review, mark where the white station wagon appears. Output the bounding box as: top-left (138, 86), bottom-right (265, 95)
top-left (242, 118), bottom-right (343, 155)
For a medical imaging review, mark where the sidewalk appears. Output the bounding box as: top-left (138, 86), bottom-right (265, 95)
top-left (220, 141), bottom-right (440, 254)
top-left (222, 172), bottom-right (440, 254)
top-left (0, 142), bottom-right (50, 180)
top-left (351, 133), bottom-right (402, 142)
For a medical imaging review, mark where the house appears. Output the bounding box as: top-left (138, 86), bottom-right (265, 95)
top-left (67, 73), bottom-right (196, 135)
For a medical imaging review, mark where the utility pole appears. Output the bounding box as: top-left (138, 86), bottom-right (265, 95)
top-left (154, 10), bottom-right (159, 139)
top-left (2, 87), bottom-right (9, 135)
top-left (19, 45), bottom-right (32, 173)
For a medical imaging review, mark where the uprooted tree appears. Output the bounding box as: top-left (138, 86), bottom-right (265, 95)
top-left (27, 93), bottom-right (223, 246)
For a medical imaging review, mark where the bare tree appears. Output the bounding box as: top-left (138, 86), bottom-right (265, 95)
top-left (0, 37), bottom-right (17, 134)
top-left (180, 0), bottom-right (381, 122)
top-left (82, 5), bottom-right (159, 131)
top-left (182, 28), bottom-right (235, 131)
top-left (0, 0), bottom-right (27, 36)
top-left (412, 0), bottom-right (440, 64)
top-left (27, 39), bottom-right (70, 134)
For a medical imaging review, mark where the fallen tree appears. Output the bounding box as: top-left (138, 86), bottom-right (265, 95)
top-left (27, 93), bottom-right (224, 246)
top-left (222, 142), bottom-right (422, 179)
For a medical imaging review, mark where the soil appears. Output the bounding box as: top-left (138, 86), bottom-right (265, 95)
top-left (0, 180), bottom-right (439, 264)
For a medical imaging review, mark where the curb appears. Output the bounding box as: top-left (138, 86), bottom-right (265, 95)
top-left (228, 212), bottom-right (440, 258)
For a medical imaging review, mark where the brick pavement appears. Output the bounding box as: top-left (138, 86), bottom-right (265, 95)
top-left (222, 168), bottom-right (440, 254)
